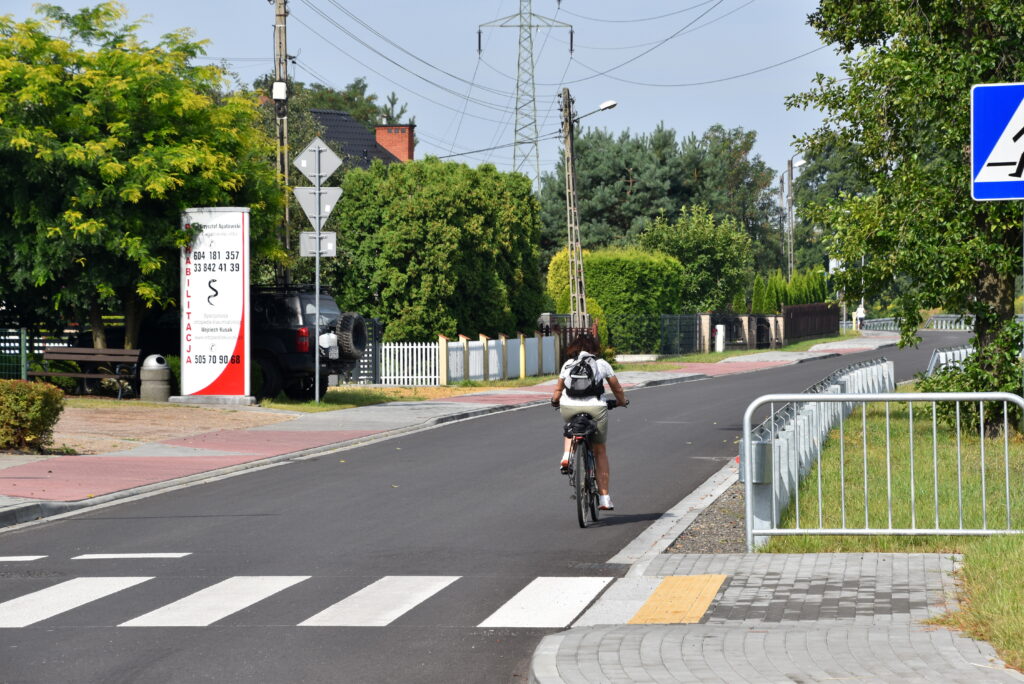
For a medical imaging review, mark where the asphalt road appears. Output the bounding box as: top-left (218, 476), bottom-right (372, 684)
top-left (0, 331), bottom-right (968, 683)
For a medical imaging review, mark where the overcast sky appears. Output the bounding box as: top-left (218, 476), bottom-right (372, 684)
top-left (4, 0), bottom-right (844, 184)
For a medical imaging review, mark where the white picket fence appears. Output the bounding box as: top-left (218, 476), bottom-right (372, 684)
top-left (379, 342), bottom-right (439, 386)
top-left (375, 335), bottom-right (558, 386)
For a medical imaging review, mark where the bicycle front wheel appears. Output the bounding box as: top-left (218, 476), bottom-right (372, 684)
top-left (572, 441), bottom-right (591, 528)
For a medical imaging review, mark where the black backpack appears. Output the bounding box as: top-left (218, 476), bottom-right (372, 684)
top-left (564, 355), bottom-right (603, 399)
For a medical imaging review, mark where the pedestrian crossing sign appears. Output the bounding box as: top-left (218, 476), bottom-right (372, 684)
top-left (971, 82), bottom-right (1024, 201)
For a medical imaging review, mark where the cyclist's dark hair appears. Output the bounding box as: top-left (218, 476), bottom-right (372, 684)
top-left (566, 333), bottom-right (599, 357)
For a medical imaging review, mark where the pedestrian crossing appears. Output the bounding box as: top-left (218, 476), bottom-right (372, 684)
top-left (0, 574), bottom-right (616, 630)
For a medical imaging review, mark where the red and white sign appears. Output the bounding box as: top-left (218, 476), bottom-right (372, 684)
top-left (180, 208), bottom-right (250, 396)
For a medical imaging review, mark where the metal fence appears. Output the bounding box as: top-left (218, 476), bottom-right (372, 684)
top-left (782, 302), bottom-right (840, 339)
top-left (742, 391), bottom-right (1024, 551)
top-left (659, 314), bottom-right (701, 355)
top-left (0, 328), bottom-right (73, 380)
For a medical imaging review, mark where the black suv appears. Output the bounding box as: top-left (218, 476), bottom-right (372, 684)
top-left (250, 286), bottom-right (366, 400)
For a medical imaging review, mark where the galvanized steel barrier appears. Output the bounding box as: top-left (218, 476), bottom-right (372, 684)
top-left (925, 345), bottom-right (973, 376)
top-left (742, 391), bottom-right (1024, 550)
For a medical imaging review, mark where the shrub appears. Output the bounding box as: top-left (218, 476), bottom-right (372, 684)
top-left (917, 322), bottom-right (1024, 432)
top-left (0, 380), bottom-right (65, 451)
top-left (547, 247), bottom-right (685, 353)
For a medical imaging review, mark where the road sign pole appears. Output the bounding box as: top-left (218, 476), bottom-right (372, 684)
top-left (314, 142), bottom-right (322, 403)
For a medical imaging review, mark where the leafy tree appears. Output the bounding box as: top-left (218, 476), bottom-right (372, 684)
top-left (538, 123), bottom-right (782, 271)
top-left (637, 205), bottom-right (754, 312)
top-left (789, 1), bottom-right (1024, 376)
top-left (325, 158), bottom-right (542, 341)
top-left (249, 75), bottom-right (415, 283)
top-left (0, 2), bottom-right (281, 346)
top-left (792, 140), bottom-right (872, 272)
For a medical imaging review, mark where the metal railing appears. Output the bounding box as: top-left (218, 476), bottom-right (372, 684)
top-left (742, 391), bottom-right (1024, 551)
top-left (926, 345), bottom-right (973, 375)
top-left (859, 317), bottom-right (899, 331)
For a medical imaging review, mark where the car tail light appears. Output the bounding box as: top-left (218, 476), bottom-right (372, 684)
top-left (296, 326), bottom-right (310, 353)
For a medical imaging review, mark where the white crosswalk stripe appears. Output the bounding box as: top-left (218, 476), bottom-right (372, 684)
top-left (0, 556), bottom-right (46, 562)
top-left (0, 577), bottom-right (152, 628)
top-left (120, 576), bottom-right (309, 627)
top-left (300, 575), bottom-right (460, 627)
top-left (73, 553), bottom-right (192, 560)
top-left (0, 574), bottom-right (617, 629)
top-left (478, 576), bottom-right (613, 628)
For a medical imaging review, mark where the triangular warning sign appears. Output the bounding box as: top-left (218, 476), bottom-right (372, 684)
top-left (975, 97), bottom-right (1024, 183)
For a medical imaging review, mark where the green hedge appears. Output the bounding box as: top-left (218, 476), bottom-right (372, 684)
top-left (0, 379), bottom-right (65, 451)
top-left (547, 247), bottom-right (685, 353)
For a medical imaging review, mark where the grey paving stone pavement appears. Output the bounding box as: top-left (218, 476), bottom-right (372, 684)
top-left (530, 552), bottom-right (1024, 681)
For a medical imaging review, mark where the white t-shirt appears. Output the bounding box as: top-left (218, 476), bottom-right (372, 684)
top-left (559, 351), bottom-right (615, 406)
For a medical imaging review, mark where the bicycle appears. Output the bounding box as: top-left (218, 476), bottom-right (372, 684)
top-left (561, 398), bottom-right (619, 528)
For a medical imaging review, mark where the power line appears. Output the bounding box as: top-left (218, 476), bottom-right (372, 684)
top-left (545, 0), bottom-right (755, 52)
top-left (296, 0), bottom-right (522, 114)
top-left (435, 130), bottom-right (562, 159)
top-left (573, 44), bottom-right (830, 87)
top-left (558, 0), bottom-right (718, 24)
top-left (539, 0), bottom-right (725, 86)
top-left (322, 0), bottom-right (512, 100)
top-left (290, 11), bottom-right (513, 125)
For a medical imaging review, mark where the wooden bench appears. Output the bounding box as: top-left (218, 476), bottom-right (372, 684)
top-left (28, 347), bottom-right (143, 399)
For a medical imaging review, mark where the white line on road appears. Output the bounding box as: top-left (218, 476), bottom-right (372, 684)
top-left (120, 576), bottom-right (309, 627)
top-left (299, 575), bottom-right (460, 627)
top-left (0, 577), bottom-right (152, 628)
top-left (0, 556), bottom-right (45, 562)
top-left (73, 553), bottom-right (192, 560)
top-left (478, 577), bottom-right (612, 628)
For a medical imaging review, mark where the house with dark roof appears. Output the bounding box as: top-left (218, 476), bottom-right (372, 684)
top-left (309, 109), bottom-right (414, 168)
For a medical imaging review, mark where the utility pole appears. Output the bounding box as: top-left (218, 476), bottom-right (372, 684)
top-left (561, 88), bottom-right (587, 330)
top-left (271, 0), bottom-right (291, 283)
top-left (778, 173), bottom-right (786, 275)
top-left (479, 2), bottom-right (572, 190)
top-left (786, 158), bottom-right (795, 280)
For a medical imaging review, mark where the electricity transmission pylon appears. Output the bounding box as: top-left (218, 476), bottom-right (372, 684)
top-left (479, 1), bottom-right (572, 187)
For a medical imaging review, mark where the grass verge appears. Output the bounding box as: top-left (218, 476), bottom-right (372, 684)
top-left (617, 330), bottom-right (864, 370)
top-left (761, 387), bottom-right (1024, 670)
top-left (259, 374), bottom-right (558, 413)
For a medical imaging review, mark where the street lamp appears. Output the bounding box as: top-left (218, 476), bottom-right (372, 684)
top-left (562, 90), bottom-right (616, 329)
top-left (785, 155), bottom-right (806, 279)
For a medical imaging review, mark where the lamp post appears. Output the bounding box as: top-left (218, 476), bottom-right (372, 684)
top-left (785, 155), bottom-right (806, 279)
top-left (562, 89), bottom-right (616, 330)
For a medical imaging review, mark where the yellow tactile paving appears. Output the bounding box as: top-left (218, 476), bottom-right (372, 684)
top-left (627, 574), bottom-right (728, 624)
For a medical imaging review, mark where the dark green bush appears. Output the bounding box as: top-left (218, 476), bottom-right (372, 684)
top-left (547, 247), bottom-right (685, 353)
top-left (164, 355), bottom-right (181, 394)
top-left (917, 322), bottom-right (1024, 432)
top-left (0, 379), bottom-right (65, 451)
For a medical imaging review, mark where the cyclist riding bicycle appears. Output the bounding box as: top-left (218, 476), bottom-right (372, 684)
top-left (550, 333), bottom-right (628, 510)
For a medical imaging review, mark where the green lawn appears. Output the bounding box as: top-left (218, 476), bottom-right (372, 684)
top-left (761, 388), bottom-right (1024, 670)
top-left (259, 374), bottom-right (558, 413)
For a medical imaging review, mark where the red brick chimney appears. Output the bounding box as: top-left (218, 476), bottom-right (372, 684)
top-left (375, 123), bottom-right (415, 162)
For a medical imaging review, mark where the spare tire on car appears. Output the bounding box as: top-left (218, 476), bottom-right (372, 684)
top-left (336, 313), bottom-right (367, 361)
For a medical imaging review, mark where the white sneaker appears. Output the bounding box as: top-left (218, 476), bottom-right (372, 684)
top-left (598, 495), bottom-right (614, 510)
top-left (560, 454), bottom-right (570, 473)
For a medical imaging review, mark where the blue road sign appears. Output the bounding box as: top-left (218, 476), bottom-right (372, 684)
top-left (972, 82), bottom-right (1024, 201)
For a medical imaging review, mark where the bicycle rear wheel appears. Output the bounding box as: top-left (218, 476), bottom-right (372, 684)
top-left (572, 441), bottom-right (591, 528)
top-left (585, 449), bottom-right (600, 522)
